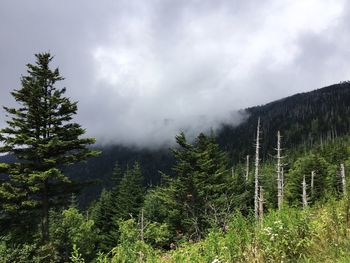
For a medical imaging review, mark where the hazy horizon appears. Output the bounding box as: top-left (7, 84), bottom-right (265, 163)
top-left (1, 0), bottom-right (349, 148)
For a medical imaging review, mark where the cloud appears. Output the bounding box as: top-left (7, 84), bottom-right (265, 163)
top-left (0, 0), bottom-right (349, 148)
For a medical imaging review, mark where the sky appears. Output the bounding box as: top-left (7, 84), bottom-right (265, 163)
top-left (0, 0), bottom-right (349, 148)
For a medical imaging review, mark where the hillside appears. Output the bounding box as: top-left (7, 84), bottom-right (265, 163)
top-left (218, 81), bottom-right (350, 162)
top-left (2, 82), bottom-right (350, 262)
top-left (2, 82), bottom-right (350, 206)
top-left (72, 82), bottom-right (350, 200)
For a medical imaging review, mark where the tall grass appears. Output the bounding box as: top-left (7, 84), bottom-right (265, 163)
top-left (91, 198), bottom-right (350, 262)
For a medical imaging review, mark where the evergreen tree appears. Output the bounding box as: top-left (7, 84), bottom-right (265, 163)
top-left (90, 189), bottom-right (114, 248)
top-left (50, 204), bottom-right (97, 262)
top-left (113, 162), bottom-right (144, 220)
top-left (0, 53), bottom-right (99, 242)
top-left (111, 161), bottom-right (123, 186)
top-left (159, 132), bottom-right (231, 240)
top-left (286, 153), bottom-right (330, 206)
top-left (91, 161), bottom-right (145, 251)
top-left (91, 162), bottom-right (124, 251)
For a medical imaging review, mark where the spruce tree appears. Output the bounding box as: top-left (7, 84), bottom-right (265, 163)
top-left (113, 162), bottom-right (144, 220)
top-left (286, 154), bottom-right (329, 206)
top-left (91, 162), bottom-right (124, 251)
top-left (92, 161), bottom-right (144, 251)
top-left (171, 132), bottom-right (230, 239)
top-left (0, 53), bottom-right (99, 242)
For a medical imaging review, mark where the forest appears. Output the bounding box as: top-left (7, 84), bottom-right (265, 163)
top-left (1, 54), bottom-right (350, 263)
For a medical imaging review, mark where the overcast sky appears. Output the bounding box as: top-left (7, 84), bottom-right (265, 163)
top-left (1, 0), bottom-right (349, 148)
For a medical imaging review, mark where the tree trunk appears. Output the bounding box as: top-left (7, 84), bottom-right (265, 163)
top-left (246, 155), bottom-right (249, 182)
top-left (302, 175), bottom-right (308, 210)
top-left (254, 118), bottom-right (261, 220)
top-left (259, 186), bottom-right (264, 223)
top-left (140, 208), bottom-right (144, 242)
top-left (281, 167), bottom-right (284, 204)
top-left (276, 131), bottom-right (283, 210)
top-left (311, 170), bottom-right (315, 197)
top-left (341, 164), bottom-right (347, 197)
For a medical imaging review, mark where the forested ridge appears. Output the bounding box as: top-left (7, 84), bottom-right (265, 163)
top-left (1, 54), bottom-right (350, 262)
top-left (218, 81), bottom-right (350, 162)
top-left (54, 81), bottom-right (350, 206)
top-left (2, 81), bottom-right (349, 202)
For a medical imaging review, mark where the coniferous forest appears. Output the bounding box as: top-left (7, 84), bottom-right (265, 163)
top-left (1, 54), bottom-right (350, 263)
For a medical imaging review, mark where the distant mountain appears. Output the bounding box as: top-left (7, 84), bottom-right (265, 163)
top-left (217, 82), bottom-right (350, 163)
top-left (1, 82), bottom-right (350, 206)
top-left (69, 81), bottom-right (350, 205)
top-left (63, 145), bottom-right (174, 206)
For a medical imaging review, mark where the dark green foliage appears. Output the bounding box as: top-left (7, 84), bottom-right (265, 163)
top-left (144, 132), bottom-right (235, 241)
top-left (0, 53), bottom-right (99, 242)
top-left (50, 205), bottom-right (98, 262)
top-left (286, 154), bottom-right (335, 206)
top-left (90, 189), bottom-right (115, 250)
top-left (226, 164), bottom-right (254, 215)
top-left (218, 82), bottom-right (350, 163)
top-left (90, 163), bottom-right (124, 251)
top-left (114, 162), bottom-right (144, 220)
top-left (2, 82), bottom-right (346, 208)
top-left (1, 63), bottom-right (350, 261)
top-left (31, 82), bottom-right (350, 208)
top-left (62, 146), bottom-right (173, 208)
top-left (91, 161), bottom-right (145, 251)
top-left (143, 175), bottom-right (182, 246)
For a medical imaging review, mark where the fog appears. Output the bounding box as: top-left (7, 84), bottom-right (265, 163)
top-left (1, 0), bottom-right (349, 147)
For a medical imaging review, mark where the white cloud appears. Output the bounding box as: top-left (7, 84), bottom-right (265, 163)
top-left (0, 0), bottom-right (349, 148)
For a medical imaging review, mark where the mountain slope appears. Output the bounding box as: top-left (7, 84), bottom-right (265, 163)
top-left (218, 82), bottom-right (350, 163)
top-left (1, 82), bottom-right (350, 206)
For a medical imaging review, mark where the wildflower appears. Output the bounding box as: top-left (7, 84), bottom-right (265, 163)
top-left (211, 257), bottom-right (221, 263)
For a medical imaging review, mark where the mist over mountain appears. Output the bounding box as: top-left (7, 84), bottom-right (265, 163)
top-left (2, 1), bottom-right (350, 260)
top-left (218, 81), bottom-right (350, 162)
top-left (1, 0), bottom-right (350, 148)
top-left (1, 82), bottom-right (349, 207)
top-left (56, 82), bottom-right (350, 206)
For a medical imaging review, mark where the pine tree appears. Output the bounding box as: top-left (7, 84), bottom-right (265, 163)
top-left (90, 189), bottom-right (114, 250)
top-left (92, 161), bottom-right (145, 251)
top-left (111, 161), bottom-right (123, 186)
top-left (113, 162), bottom-right (144, 220)
top-left (286, 154), bottom-right (329, 206)
top-left (170, 132), bottom-right (231, 239)
top-left (0, 53), bottom-right (99, 242)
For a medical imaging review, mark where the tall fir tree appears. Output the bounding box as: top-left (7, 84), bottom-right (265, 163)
top-left (91, 161), bottom-right (145, 251)
top-left (113, 162), bottom-right (144, 220)
top-left (286, 153), bottom-right (330, 206)
top-left (169, 132), bottom-right (231, 240)
top-left (0, 53), bottom-right (99, 242)
top-left (91, 162), bottom-right (124, 251)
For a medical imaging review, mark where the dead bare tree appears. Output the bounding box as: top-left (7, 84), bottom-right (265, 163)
top-left (140, 208), bottom-right (144, 242)
top-left (341, 164), bottom-right (347, 197)
top-left (246, 155), bottom-right (250, 182)
top-left (259, 186), bottom-right (264, 223)
top-left (302, 175), bottom-right (308, 210)
top-left (311, 170), bottom-right (315, 196)
top-left (276, 131), bottom-right (283, 210)
top-left (254, 118), bottom-right (261, 219)
top-left (281, 167), bottom-right (285, 204)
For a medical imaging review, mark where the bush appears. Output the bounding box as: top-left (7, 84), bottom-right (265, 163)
top-left (257, 207), bottom-right (314, 262)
